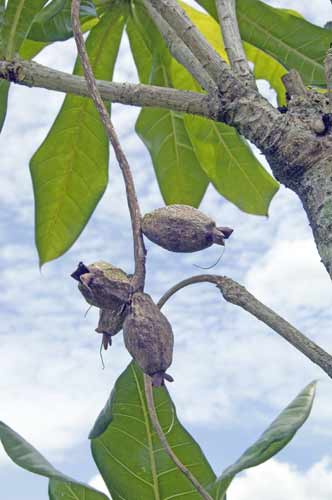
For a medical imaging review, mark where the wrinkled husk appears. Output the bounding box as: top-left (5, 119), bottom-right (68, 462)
top-left (142, 204), bottom-right (233, 252)
top-left (76, 261), bottom-right (132, 309)
top-left (123, 292), bottom-right (174, 386)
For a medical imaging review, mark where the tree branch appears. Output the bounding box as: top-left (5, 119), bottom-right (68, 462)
top-left (148, 0), bottom-right (229, 87)
top-left (215, 0), bottom-right (255, 87)
top-left (143, 0), bottom-right (217, 92)
top-left (158, 275), bottom-right (332, 379)
top-left (71, 0), bottom-right (146, 291)
top-left (143, 374), bottom-right (213, 500)
top-left (0, 59), bottom-right (218, 119)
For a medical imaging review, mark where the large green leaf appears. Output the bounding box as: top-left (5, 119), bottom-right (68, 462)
top-left (0, 421), bottom-right (109, 499)
top-left (171, 3), bottom-right (279, 215)
top-left (185, 115), bottom-right (279, 215)
top-left (136, 62), bottom-right (209, 207)
top-left (130, 6), bottom-right (209, 207)
top-left (91, 361), bottom-right (216, 500)
top-left (1, 0), bottom-right (48, 58)
top-left (0, 80), bottom-right (9, 133)
top-left (211, 381), bottom-right (316, 499)
top-left (30, 5), bottom-right (126, 265)
top-left (28, 0), bottom-right (98, 42)
top-left (19, 37), bottom-right (49, 59)
top-left (196, 0), bottom-right (331, 87)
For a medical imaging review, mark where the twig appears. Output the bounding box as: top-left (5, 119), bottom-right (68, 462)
top-left (0, 59), bottom-right (217, 118)
top-left (148, 0), bottom-right (230, 87)
top-left (158, 275), bottom-right (332, 379)
top-left (143, 1), bottom-right (216, 92)
top-left (71, 0), bottom-right (146, 291)
top-left (143, 374), bottom-right (213, 500)
top-left (282, 69), bottom-right (307, 98)
top-left (215, 0), bottom-right (256, 87)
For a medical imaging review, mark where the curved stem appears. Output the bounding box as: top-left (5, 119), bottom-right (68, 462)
top-left (215, 0), bottom-right (255, 87)
top-left (158, 274), bottom-right (332, 379)
top-left (158, 274), bottom-right (218, 308)
top-left (71, 0), bottom-right (146, 291)
top-left (143, 374), bottom-right (213, 500)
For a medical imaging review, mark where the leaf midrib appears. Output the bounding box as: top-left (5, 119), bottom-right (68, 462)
top-left (6, 0), bottom-right (25, 57)
top-left (131, 365), bottom-right (161, 500)
top-left (211, 122), bottom-right (266, 206)
top-left (239, 11), bottom-right (323, 78)
top-left (38, 18), bottom-right (115, 258)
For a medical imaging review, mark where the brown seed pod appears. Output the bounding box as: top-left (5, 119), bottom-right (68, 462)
top-left (95, 306), bottom-right (128, 349)
top-left (71, 261), bottom-right (132, 309)
top-left (123, 292), bottom-right (174, 386)
top-left (142, 204), bottom-right (233, 253)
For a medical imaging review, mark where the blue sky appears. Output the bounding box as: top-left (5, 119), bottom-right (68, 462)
top-left (1, 0), bottom-right (332, 498)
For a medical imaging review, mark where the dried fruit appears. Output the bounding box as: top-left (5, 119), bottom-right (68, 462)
top-left (95, 307), bottom-right (127, 349)
top-left (123, 292), bottom-right (174, 386)
top-left (71, 261), bottom-right (132, 309)
top-left (142, 204), bottom-right (233, 253)
top-left (71, 261), bottom-right (132, 348)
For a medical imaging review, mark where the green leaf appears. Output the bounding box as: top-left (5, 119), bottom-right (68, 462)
top-left (136, 58), bottom-right (209, 207)
top-left (185, 115), bottom-right (279, 215)
top-left (196, 0), bottom-right (332, 87)
top-left (126, 13), bottom-right (153, 84)
top-left (0, 421), bottom-right (110, 499)
top-left (2, 0), bottom-right (48, 58)
top-left (19, 37), bottom-right (49, 59)
top-left (0, 80), bottom-right (9, 133)
top-left (130, 6), bottom-right (209, 207)
top-left (91, 361), bottom-right (216, 500)
top-left (28, 0), bottom-right (98, 42)
top-left (171, 4), bottom-right (279, 215)
top-left (243, 42), bottom-right (287, 105)
top-left (211, 381), bottom-right (316, 499)
top-left (30, 5), bottom-right (126, 265)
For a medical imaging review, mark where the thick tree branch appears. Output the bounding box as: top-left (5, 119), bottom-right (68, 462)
top-left (0, 59), bottom-right (217, 119)
top-left (215, 0), bottom-right (255, 87)
top-left (143, 375), bottom-right (213, 500)
top-left (71, 0), bottom-right (146, 291)
top-left (158, 275), bottom-right (332, 379)
top-left (143, 1), bottom-right (216, 92)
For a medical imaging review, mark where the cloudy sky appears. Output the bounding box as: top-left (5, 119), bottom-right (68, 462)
top-left (1, 0), bottom-right (332, 498)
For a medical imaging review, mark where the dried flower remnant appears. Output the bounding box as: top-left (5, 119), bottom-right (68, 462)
top-left (123, 292), bottom-right (174, 386)
top-left (142, 204), bottom-right (233, 253)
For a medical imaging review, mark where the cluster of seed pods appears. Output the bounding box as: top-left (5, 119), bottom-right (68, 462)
top-left (72, 205), bottom-right (233, 386)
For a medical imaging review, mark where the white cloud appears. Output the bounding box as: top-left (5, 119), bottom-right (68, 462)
top-left (229, 457), bottom-right (332, 500)
top-left (245, 237), bottom-right (332, 315)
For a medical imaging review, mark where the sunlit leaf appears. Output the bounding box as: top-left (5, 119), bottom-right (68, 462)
top-left (0, 421), bottom-right (109, 500)
top-left (91, 361), bottom-right (216, 500)
top-left (211, 381), bottom-right (316, 499)
top-left (28, 0), bottom-right (98, 42)
top-left (131, 5), bottom-right (209, 207)
top-left (30, 5), bottom-right (126, 265)
top-left (172, 3), bottom-right (279, 214)
top-left (196, 0), bottom-right (331, 87)
top-left (136, 54), bottom-right (209, 207)
top-left (185, 114), bottom-right (279, 215)
top-left (2, 0), bottom-right (48, 58)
